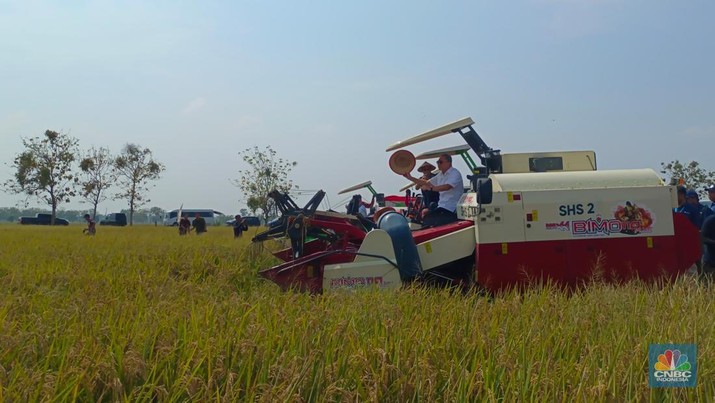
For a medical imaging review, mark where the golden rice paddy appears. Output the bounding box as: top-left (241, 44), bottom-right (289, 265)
top-left (0, 225), bottom-right (712, 401)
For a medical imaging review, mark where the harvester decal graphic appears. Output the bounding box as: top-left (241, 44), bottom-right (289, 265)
top-left (613, 201), bottom-right (654, 235)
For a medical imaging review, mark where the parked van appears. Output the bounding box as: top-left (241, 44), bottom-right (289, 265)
top-left (163, 209), bottom-right (224, 226)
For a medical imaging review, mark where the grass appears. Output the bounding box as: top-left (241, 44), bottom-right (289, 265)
top-left (0, 225), bottom-right (713, 401)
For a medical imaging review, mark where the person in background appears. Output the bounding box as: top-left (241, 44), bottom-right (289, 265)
top-left (701, 213), bottom-right (715, 281)
top-left (83, 214), bottom-right (96, 236)
top-left (233, 214), bottom-right (248, 238)
top-left (686, 190), bottom-right (712, 229)
top-left (415, 161), bottom-right (439, 218)
top-left (403, 153), bottom-right (463, 227)
top-left (358, 195), bottom-right (375, 217)
top-left (346, 194), bottom-right (374, 217)
top-left (192, 212), bottom-right (207, 235)
top-left (179, 214), bottom-right (191, 235)
top-left (675, 185), bottom-right (687, 209)
top-left (675, 187), bottom-right (698, 227)
top-left (707, 184), bottom-right (715, 213)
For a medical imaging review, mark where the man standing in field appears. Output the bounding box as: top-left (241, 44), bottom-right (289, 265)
top-left (192, 212), bottom-right (207, 235)
top-left (233, 214), bottom-right (248, 238)
top-left (83, 214), bottom-right (96, 236)
top-left (179, 214), bottom-right (191, 235)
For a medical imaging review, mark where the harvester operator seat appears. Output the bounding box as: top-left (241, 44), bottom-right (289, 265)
top-left (346, 194), bottom-right (377, 231)
top-left (346, 194), bottom-right (362, 216)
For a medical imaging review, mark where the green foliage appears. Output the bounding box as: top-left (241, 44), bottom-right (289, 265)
top-left (246, 196), bottom-right (261, 216)
top-left (79, 147), bottom-right (116, 220)
top-left (661, 160), bottom-right (715, 196)
top-left (3, 130), bottom-right (79, 224)
top-left (233, 146), bottom-right (297, 221)
top-left (0, 226), bottom-right (713, 401)
top-left (147, 206), bottom-right (166, 224)
top-left (114, 144), bottom-right (165, 226)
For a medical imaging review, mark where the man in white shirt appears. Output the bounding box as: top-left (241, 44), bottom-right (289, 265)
top-left (403, 154), bottom-right (463, 226)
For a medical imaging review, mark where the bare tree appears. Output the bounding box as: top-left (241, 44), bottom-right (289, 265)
top-left (79, 147), bottom-right (115, 220)
top-left (114, 144), bottom-right (165, 225)
top-left (4, 130), bottom-right (79, 224)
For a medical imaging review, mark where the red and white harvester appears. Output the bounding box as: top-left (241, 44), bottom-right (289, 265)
top-left (253, 118), bottom-right (701, 294)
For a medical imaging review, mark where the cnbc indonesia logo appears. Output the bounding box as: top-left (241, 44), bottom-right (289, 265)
top-left (650, 346), bottom-right (696, 387)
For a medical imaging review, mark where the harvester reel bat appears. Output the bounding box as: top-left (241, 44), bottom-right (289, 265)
top-left (251, 190), bottom-right (326, 244)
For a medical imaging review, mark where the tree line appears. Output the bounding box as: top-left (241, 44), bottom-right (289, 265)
top-left (9, 131), bottom-right (706, 225)
top-left (0, 207), bottom-right (167, 224)
top-left (3, 130), bottom-right (164, 225)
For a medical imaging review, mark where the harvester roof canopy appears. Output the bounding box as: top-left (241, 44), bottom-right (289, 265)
top-left (415, 144), bottom-right (472, 160)
top-left (338, 180), bottom-right (372, 195)
top-left (385, 117), bottom-right (475, 152)
top-left (492, 169), bottom-right (664, 192)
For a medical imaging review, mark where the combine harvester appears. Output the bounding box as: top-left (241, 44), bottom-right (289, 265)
top-left (253, 117), bottom-right (701, 294)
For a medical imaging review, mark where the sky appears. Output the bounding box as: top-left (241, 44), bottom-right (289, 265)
top-left (1, 0), bottom-right (713, 215)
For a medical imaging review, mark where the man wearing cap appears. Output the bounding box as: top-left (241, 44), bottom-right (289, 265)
top-left (677, 189), bottom-right (703, 228)
top-left (415, 161), bottom-right (440, 212)
top-left (403, 154), bottom-right (463, 227)
top-left (688, 190), bottom-right (713, 228)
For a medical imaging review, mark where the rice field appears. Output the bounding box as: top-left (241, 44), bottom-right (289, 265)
top-left (0, 224), bottom-right (713, 401)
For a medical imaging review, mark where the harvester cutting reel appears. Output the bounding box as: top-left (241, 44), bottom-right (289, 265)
top-left (253, 190), bottom-right (366, 259)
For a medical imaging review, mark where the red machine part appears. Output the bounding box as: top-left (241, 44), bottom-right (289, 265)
top-left (259, 250), bottom-right (359, 294)
top-left (476, 212), bottom-right (702, 293)
top-left (260, 212), bottom-right (370, 293)
top-left (412, 220), bottom-right (475, 244)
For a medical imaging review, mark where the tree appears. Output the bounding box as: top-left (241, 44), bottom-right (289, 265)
top-left (148, 206), bottom-right (166, 225)
top-left (660, 160), bottom-right (715, 196)
top-left (4, 130), bottom-right (79, 224)
top-left (246, 196), bottom-right (261, 216)
top-left (79, 147), bottom-right (115, 220)
top-left (232, 146), bottom-right (297, 222)
top-left (114, 144), bottom-right (165, 226)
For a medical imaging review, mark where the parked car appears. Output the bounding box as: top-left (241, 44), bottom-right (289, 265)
top-left (18, 213), bottom-right (70, 226)
top-left (100, 213), bottom-right (127, 226)
top-left (225, 216), bottom-right (261, 227)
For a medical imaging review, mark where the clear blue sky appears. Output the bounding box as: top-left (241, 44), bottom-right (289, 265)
top-left (1, 0), bottom-right (713, 215)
